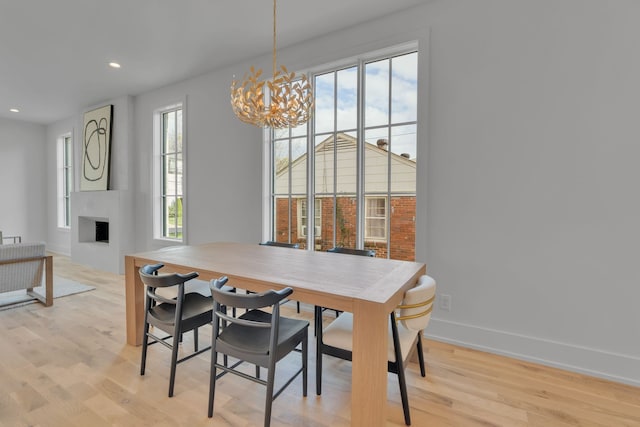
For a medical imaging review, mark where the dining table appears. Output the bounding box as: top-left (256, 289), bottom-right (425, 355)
top-left (124, 241), bottom-right (426, 426)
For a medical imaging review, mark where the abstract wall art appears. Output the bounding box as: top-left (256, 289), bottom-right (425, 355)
top-left (81, 104), bottom-right (113, 191)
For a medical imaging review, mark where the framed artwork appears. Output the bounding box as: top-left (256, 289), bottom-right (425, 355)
top-left (81, 104), bottom-right (113, 191)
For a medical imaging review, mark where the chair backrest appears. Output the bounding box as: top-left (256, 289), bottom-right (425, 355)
top-left (139, 264), bottom-right (199, 305)
top-left (397, 275), bottom-right (436, 331)
top-left (209, 277), bottom-right (294, 346)
top-left (327, 246), bottom-right (375, 257)
top-left (259, 241), bottom-right (300, 249)
top-left (0, 242), bottom-right (45, 292)
top-left (210, 276), bottom-right (293, 311)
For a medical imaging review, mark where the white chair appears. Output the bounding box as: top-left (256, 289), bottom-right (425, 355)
top-left (315, 275), bottom-right (436, 425)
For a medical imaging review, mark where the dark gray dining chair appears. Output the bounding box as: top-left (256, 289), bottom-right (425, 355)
top-left (326, 246), bottom-right (375, 257)
top-left (259, 240), bottom-right (300, 249)
top-left (208, 276), bottom-right (309, 427)
top-left (316, 275), bottom-right (436, 425)
top-left (259, 241), bottom-right (301, 312)
top-left (139, 263), bottom-right (212, 397)
top-left (314, 246), bottom-right (376, 331)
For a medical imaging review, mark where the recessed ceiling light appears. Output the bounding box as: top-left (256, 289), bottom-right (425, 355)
top-left (9, 108), bottom-right (19, 113)
top-left (109, 62), bottom-right (121, 69)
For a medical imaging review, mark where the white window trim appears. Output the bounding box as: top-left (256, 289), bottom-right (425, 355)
top-left (364, 196), bottom-right (387, 241)
top-left (152, 98), bottom-right (187, 243)
top-left (56, 133), bottom-right (73, 229)
top-left (298, 198), bottom-right (322, 239)
top-left (264, 41), bottom-right (419, 256)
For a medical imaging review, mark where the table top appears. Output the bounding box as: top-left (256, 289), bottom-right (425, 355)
top-left (129, 241), bottom-right (426, 313)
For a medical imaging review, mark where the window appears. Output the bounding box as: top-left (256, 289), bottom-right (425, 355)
top-left (268, 46), bottom-right (418, 260)
top-left (154, 104), bottom-right (185, 241)
top-left (298, 199), bottom-right (322, 238)
top-left (365, 197), bottom-right (386, 240)
top-left (57, 134), bottom-right (72, 228)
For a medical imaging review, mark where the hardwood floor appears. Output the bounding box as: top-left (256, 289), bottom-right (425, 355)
top-left (0, 253), bottom-right (638, 426)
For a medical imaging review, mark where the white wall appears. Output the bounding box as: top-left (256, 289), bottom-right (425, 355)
top-left (45, 96), bottom-right (134, 256)
top-left (0, 118), bottom-right (46, 243)
top-left (45, 118), bottom-right (74, 254)
top-left (267, 0), bottom-right (640, 385)
top-left (33, 0), bottom-right (640, 386)
top-left (132, 68), bottom-right (263, 250)
top-left (412, 0), bottom-right (639, 385)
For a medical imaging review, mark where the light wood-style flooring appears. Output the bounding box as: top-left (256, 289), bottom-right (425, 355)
top-left (0, 254), bottom-right (638, 426)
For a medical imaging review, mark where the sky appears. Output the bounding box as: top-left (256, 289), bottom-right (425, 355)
top-left (274, 51), bottom-right (418, 161)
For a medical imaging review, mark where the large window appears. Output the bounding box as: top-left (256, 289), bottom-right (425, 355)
top-left (269, 47), bottom-right (418, 260)
top-left (57, 134), bottom-right (72, 228)
top-left (154, 105), bottom-right (184, 241)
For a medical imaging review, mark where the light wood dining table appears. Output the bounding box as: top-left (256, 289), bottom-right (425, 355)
top-left (124, 241), bottom-right (426, 426)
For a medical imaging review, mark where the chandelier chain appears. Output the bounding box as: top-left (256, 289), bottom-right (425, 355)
top-left (229, 0), bottom-right (314, 128)
top-left (273, 0), bottom-right (277, 77)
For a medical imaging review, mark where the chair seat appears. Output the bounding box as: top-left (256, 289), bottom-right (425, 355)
top-left (218, 309), bottom-right (309, 358)
top-left (322, 312), bottom-right (418, 363)
top-left (149, 292), bottom-right (212, 330)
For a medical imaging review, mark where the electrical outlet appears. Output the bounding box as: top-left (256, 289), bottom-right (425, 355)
top-left (439, 294), bottom-right (451, 311)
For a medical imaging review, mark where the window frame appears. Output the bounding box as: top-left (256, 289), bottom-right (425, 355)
top-left (153, 100), bottom-right (187, 243)
top-left (265, 42), bottom-right (418, 259)
top-left (57, 133), bottom-right (73, 229)
top-left (364, 196), bottom-right (386, 241)
top-left (298, 198), bottom-right (322, 239)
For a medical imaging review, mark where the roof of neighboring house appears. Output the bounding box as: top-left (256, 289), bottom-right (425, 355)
top-left (275, 133), bottom-right (416, 194)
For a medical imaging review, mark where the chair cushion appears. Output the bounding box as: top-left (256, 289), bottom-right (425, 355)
top-left (322, 313), bottom-right (417, 363)
top-left (217, 309), bottom-right (308, 356)
top-left (149, 292), bottom-right (212, 324)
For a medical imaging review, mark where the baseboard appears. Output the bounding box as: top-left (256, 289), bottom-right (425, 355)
top-left (425, 318), bottom-right (640, 388)
top-left (45, 245), bottom-right (70, 257)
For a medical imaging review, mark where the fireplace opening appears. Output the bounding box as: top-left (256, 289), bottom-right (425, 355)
top-left (95, 221), bottom-right (109, 243)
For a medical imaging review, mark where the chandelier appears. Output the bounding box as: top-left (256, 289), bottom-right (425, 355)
top-left (230, 0), bottom-right (314, 128)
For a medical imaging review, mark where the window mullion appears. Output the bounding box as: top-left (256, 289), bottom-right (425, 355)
top-left (386, 60), bottom-right (393, 258)
top-left (356, 59), bottom-right (365, 250)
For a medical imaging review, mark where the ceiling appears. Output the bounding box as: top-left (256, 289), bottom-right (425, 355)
top-left (0, 0), bottom-right (429, 125)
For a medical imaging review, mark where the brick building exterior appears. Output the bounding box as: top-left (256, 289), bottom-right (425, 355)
top-left (274, 133), bottom-right (416, 261)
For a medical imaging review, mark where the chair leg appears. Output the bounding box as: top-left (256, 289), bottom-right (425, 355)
top-left (396, 359), bottom-right (411, 426)
top-left (302, 329), bottom-right (308, 397)
top-left (208, 351), bottom-right (218, 418)
top-left (416, 334), bottom-right (426, 377)
top-left (194, 327), bottom-right (199, 352)
top-left (140, 320), bottom-right (150, 375)
top-left (315, 306), bottom-right (322, 395)
top-left (296, 301), bottom-right (300, 313)
top-left (168, 334), bottom-right (180, 397)
top-left (264, 360), bottom-right (277, 427)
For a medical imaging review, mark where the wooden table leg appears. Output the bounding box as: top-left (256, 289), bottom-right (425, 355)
top-left (351, 300), bottom-right (388, 426)
top-left (125, 256), bottom-right (144, 346)
top-left (44, 255), bottom-right (53, 306)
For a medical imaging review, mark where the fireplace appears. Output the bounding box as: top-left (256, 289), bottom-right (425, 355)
top-left (95, 221), bottom-right (109, 243)
top-left (71, 190), bottom-right (133, 274)
top-left (78, 216), bottom-right (109, 244)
